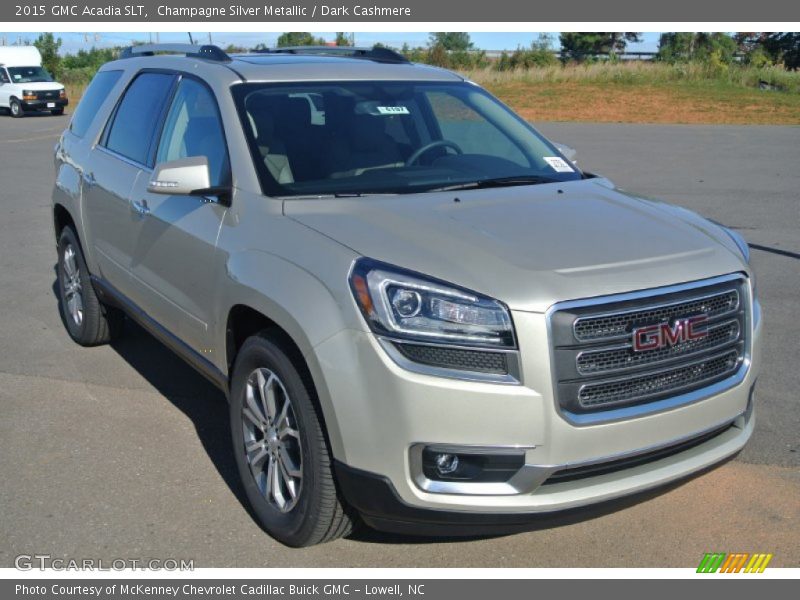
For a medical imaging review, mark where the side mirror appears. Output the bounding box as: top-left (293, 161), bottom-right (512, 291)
top-left (148, 156), bottom-right (230, 203)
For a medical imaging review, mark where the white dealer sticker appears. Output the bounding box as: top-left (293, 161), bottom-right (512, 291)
top-left (543, 156), bottom-right (575, 173)
top-left (376, 106), bottom-right (410, 115)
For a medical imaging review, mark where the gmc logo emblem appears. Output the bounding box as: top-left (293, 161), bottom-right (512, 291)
top-left (632, 315), bottom-right (708, 352)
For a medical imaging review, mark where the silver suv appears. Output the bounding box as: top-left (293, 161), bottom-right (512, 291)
top-left (52, 44), bottom-right (761, 547)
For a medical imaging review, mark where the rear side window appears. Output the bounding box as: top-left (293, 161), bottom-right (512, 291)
top-left (69, 70), bottom-right (122, 138)
top-left (104, 72), bottom-right (176, 166)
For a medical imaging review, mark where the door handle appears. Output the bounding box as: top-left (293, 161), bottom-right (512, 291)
top-left (131, 198), bottom-right (150, 217)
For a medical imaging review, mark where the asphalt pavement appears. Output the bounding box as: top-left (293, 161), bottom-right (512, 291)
top-left (0, 114), bottom-right (797, 567)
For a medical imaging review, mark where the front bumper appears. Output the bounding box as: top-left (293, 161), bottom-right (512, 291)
top-left (335, 404), bottom-right (752, 535)
top-left (21, 98), bottom-right (68, 111)
top-left (314, 292), bottom-right (761, 527)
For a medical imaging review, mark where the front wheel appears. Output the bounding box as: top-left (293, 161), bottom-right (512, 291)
top-left (10, 99), bottom-right (24, 118)
top-left (230, 333), bottom-right (355, 546)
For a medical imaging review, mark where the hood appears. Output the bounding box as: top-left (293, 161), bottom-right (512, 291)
top-left (285, 179), bottom-right (748, 312)
top-left (10, 81), bottom-right (63, 91)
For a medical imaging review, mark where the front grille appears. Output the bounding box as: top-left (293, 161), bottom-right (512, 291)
top-left (550, 276), bottom-right (748, 415)
top-left (393, 342), bottom-right (509, 375)
top-left (35, 90), bottom-right (61, 100)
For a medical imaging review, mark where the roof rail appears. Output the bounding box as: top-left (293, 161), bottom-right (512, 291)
top-left (255, 46), bottom-right (409, 64)
top-left (119, 43), bottom-right (231, 63)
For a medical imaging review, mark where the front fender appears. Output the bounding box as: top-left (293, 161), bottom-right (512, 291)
top-left (217, 248), bottom-right (358, 458)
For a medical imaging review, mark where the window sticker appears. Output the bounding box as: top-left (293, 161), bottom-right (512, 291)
top-left (543, 156), bottom-right (575, 173)
top-left (376, 106), bottom-right (410, 115)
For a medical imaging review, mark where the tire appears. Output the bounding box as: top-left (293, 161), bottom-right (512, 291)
top-left (10, 99), bottom-right (24, 118)
top-left (57, 226), bottom-right (124, 346)
top-left (52, 108), bottom-right (64, 116)
top-left (230, 333), bottom-right (355, 547)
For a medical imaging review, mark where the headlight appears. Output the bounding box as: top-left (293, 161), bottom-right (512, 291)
top-left (22, 90), bottom-right (36, 100)
top-left (349, 258), bottom-right (516, 348)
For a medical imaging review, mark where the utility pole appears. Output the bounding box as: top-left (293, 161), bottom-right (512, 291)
top-left (208, 32), bottom-right (213, 44)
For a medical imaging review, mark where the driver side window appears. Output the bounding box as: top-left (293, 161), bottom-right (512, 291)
top-left (0, 69), bottom-right (9, 84)
top-left (426, 91), bottom-right (527, 167)
top-left (156, 77), bottom-right (231, 187)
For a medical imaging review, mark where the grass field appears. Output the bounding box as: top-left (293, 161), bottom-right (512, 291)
top-left (467, 62), bottom-right (800, 125)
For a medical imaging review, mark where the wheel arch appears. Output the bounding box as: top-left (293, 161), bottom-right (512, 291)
top-left (53, 202), bottom-right (76, 242)
top-left (224, 300), bottom-right (346, 461)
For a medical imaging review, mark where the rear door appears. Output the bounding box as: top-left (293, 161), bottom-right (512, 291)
top-left (82, 70), bottom-right (176, 290)
top-left (126, 75), bottom-right (231, 352)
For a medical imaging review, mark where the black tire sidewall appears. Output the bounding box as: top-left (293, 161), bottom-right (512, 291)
top-left (229, 336), bottom-right (326, 546)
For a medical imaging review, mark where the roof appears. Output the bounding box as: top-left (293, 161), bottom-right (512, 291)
top-left (112, 44), bottom-right (463, 84)
top-left (229, 54), bottom-right (463, 83)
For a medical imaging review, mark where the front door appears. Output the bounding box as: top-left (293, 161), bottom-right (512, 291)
top-left (126, 75), bottom-right (231, 353)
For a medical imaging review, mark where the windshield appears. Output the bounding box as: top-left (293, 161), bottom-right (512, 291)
top-left (232, 81), bottom-right (582, 197)
top-left (7, 66), bottom-right (53, 83)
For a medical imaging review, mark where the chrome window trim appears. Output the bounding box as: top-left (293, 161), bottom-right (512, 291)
top-left (546, 272), bottom-right (752, 426)
top-left (378, 337), bottom-right (522, 385)
top-left (94, 144), bottom-right (153, 173)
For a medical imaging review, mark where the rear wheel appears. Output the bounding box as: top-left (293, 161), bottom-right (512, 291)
top-left (230, 333), bottom-right (355, 546)
top-left (57, 226), bottom-right (124, 346)
top-left (10, 99), bottom-right (24, 118)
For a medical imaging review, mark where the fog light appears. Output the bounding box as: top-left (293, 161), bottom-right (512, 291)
top-left (420, 447), bottom-right (525, 483)
top-left (434, 453), bottom-right (459, 475)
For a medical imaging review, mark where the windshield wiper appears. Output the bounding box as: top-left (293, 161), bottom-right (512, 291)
top-left (428, 175), bottom-right (561, 192)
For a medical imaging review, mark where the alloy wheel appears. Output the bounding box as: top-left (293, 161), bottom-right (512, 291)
top-left (241, 367), bottom-right (303, 512)
top-left (62, 244), bottom-right (84, 327)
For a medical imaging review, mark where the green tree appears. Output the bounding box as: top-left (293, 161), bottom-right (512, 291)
top-left (559, 32), bottom-right (641, 61)
top-left (759, 33), bottom-right (800, 70)
top-left (428, 32), bottom-right (473, 52)
top-left (33, 33), bottom-right (62, 78)
top-left (657, 32), bottom-right (737, 64)
top-left (496, 34), bottom-right (558, 70)
top-left (223, 43), bottom-right (248, 54)
top-left (335, 32), bottom-right (351, 47)
top-left (61, 47), bottom-right (116, 71)
top-left (276, 32), bottom-right (325, 47)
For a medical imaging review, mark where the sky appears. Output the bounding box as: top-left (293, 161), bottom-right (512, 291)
top-left (0, 32), bottom-right (664, 55)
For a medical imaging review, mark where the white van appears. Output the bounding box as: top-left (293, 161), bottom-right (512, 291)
top-left (0, 46), bottom-right (68, 117)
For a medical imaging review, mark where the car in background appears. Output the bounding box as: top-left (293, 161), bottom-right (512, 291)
top-left (0, 46), bottom-right (68, 117)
